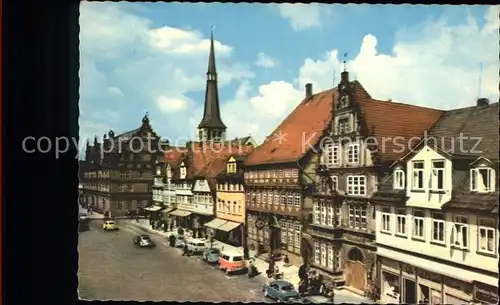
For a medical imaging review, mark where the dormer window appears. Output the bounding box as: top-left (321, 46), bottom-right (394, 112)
top-left (227, 162), bottom-right (237, 173)
top-left (393, 169), bottom-right (405, 189)
top-left (339, 118), bottom-right (350, 134)
top-left (180, 166), bottom-right (186, 179)
top-left (471, 167), bottom-right (495, 192)
top-left (431, 160), bottom-right (445, 191)
top-left (166, 166), bottom-right (172, 179)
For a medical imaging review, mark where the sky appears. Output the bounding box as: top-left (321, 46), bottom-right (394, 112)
top-left (79, 3), bottom-right (499, 155)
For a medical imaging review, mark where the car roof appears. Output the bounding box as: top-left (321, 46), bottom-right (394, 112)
top-left (189, 238), bottom-right (205, 243)
top-left (272, 280), bottom-right (293, 287)
top-left (140, 234), bottom-right (150, 238)
top-left (221, 250), bottom-right (243, 257)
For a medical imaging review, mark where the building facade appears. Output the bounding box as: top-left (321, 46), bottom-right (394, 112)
top-left (81, 114), bottom-right (166, 216)
top-left (309, 70), bottom-right (444, 293)
top-left (372, 100), bottom-right (499, 304)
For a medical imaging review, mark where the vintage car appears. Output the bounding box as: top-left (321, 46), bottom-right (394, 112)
top-left (202, 247), bottom-right (220, 264)
top-left (262, 280), bottom-right (300, 302)
top-left (102, 220), bottom-right (118, 231)
top-left (170, 235), bottom-right (186, 248)
top-left (186, 239), bottom-right (207, 255)
top-left (134, 235), bottom-right (156, 248)
top-left (219, 251), bottom-right (247, 274)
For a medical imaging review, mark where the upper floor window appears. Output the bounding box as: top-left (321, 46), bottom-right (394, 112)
top-left (227, 162), bottom-right (237, 173)
top-left (348, 205), bottom-right (367, 230)
top-left (478, 218), bottom-right (496, 255)
top-left (347, 144), bottom-right (360, 164)
top-left (412, 210), bottom-right (425, 240)
top-left (327, 145), bottom-right (341, 165)
top-left (395, 208), bottom-right (407, 236)
top-left (180, 167), bottom-right (186, 179)
top-left (452, 215), bottom-right (468, 249)
top-left (394, 169), bottom-right (405, 189)
top-left (330, 175), bottom-right (338, 192)
top-left (347, 175), bottom-right (366, 196)
top-left (471, 167), bottom-right (495, 192)
top-left (431, 212), bottom-right (445, 244)
top-left (381, 207), bottom-right (391, 233)
top-left (339, 118), bottom-right (350, 134)
top-left (411, 161), bottom-right (424, 190)
top-left (431, 160), bottom-right (445, 191)
top-left (285, 169), bottom-right (291, 178)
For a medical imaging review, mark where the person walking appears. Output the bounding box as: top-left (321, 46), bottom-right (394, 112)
top-left (182, 243), bottom-right (188, 256)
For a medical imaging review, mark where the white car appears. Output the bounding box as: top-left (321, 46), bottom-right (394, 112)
top-left (186, 239), bottom-right (207, 254)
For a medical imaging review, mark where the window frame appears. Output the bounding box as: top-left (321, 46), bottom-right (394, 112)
top-left (347, 143), bottom-right (360, 164)
top-left (412, 209), bottom-right (425, 240)
top-left (411, 161), bottom-right (424, 190)
top-left (347, 175), bottom-right (366, 196)
top-left (395, 208), bottom-right (407, 237)
top-left (431, 212), bottom-right (446, 244)
top-left (451, 215), bottom-right (469, 250)
top-left (431, 160), bottom-right (445, 191)
top-left (394, 169), bottom-right (405, 190)
top-left (331, 175), bottom-right (338, 191)
top-left (381, 207), bottom-right (392, 233)
top-left (477, 218), bottom-right (497, 255)
top-left (471, 167), bottom-right (495, 193)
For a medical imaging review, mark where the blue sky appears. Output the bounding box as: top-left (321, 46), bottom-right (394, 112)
top-left (79, 3), bottom-right (498, 155)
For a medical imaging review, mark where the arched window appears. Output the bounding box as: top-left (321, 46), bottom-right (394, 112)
top-left (347, 247), bottom-right (363, 262)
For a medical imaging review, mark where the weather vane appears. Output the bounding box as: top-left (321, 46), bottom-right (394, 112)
top-left (343, 52), bottom-right (348, 72)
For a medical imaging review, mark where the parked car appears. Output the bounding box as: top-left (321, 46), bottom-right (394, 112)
top-left (172, 235), bottom-right (186, 248)
top-left (202, 247), bottom-right (220, 264)
top-left (301, 295), bottom-right (333, 303)
top-left (262, 280), bottom-right (300, 302)
top-left (219, 251), bottom-right (247, 274)
top-left (187, 239), bottom-right (207, 255)
top-left (102, 220), bottom-right (118, 231)
top-left (134, 235), bottom-right (156, 248)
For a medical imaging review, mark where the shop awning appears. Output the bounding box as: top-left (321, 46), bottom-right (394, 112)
top-left (145, 205), bottom-right (162, 212)
top-left (217, 220), bottom-right (241, 232)
top-left (168, 209), bottom-right (192, 217)
top-left (204, 218), bottom-right (228, 229)
top-left (161, 208), bottom-right (175, 215)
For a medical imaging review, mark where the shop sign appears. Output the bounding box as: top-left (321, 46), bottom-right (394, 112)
top-left (400, 263), bottom-right (414, 276)
top-left (417, 269), bottom-right (441, 283)
top-left (474, 282), bottom-right (499, 304)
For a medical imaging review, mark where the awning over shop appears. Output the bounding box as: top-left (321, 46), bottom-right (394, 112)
top-left (168, 209), bottom-right (192, 217)
top-left (161, 208), bottom-right (175, 215)
top-left (145, 205), bottom-right (162, 212)
top-left (217, 220), bottom-right (241, 232)
top-left (204, 218), bottom-right (228, 229)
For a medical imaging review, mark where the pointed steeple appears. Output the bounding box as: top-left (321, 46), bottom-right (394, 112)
top-left (197, 28), bottom-right (227, 141)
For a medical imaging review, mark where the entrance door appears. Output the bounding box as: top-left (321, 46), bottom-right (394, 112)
top-left (405, 279), bottom-right (416, 304)
top-left (345, 248), bottom-right (366, 291)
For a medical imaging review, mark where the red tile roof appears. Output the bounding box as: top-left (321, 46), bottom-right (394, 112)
top-left (246, 80), bottom-right (444, 166)
top-left (356, 98), bottom-right (444, 161)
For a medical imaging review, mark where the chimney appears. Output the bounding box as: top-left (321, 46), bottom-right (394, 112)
top-left (477, 98), bottom-right (489, 108)
top-left (305, 83), bottom-right (313, 100)
top-left (341, 71), bottom-right (349, 84)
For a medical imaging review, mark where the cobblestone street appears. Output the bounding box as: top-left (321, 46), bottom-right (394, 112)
top-left (78, 219), bottom-right (273, 302)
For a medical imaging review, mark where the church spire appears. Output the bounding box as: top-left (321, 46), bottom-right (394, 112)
top-left (197, 27), bottom-right (227, 142)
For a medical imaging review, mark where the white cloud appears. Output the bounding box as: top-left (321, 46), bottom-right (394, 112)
top-left (156, 95), bottom-right (190, 113)
top-left (295, 6), bottom-right (499, 110)
top-left (255, 52), bottom-right (278, 68)
top-left (277, 4), bottom-right (322, 30)
top-left (108, 86), bottom-right (124, 96)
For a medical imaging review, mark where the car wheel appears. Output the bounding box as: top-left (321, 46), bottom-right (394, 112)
top-left (263, 289), bottom-right (268, 298)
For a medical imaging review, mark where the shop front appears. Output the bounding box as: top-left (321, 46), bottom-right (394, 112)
top-left (474, 282), bottom-right (499, 304)
top-left (168, 209), bottom-right (192, 230)
top-left (379, 257), bottom-right (475, 304)
top-left (204, 218), bottom-right (242, 246)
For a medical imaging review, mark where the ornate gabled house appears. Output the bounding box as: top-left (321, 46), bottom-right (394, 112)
top-left (372, 99), bottom-right (499, 304)
top-left (243, 83), bottom-right (336, 267)
top-left (309, 69), bottom-right (445, 294)
top-left (81, 114), bottom-right (166, 217)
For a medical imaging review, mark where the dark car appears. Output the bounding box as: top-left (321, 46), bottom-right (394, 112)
top-left (263, 280), bottom-right (300, 302)
top-left (134, 235), bottom-right (156, 248)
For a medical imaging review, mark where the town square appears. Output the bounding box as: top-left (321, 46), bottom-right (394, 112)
top-left (78, 3), bottom-right (499, 304)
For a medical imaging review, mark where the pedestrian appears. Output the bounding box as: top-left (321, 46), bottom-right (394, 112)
top-left (182, 244), bottom-right (188, 256)
top-left (283, 254), bottom-right (290, 267)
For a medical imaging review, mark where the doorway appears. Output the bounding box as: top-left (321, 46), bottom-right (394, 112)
top-left (345, 247), bottom-right (366, 291)
top-left (405, 279), bottom-right (416, 304)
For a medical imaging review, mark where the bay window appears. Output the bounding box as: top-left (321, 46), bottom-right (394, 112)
top-left (431, 160), bottom-right (445, 191)
top-left (381, 207), bottom-right (391, 233)
top-left (347, 175), bottom-right (366, 196)
top-left (394, 169), bottom-right (405, 189)
top-left (349, 205), bottom-right (367, 229)
top-left (478, 218), bottom-right (496, 254)
top-left (452, 215), bottom-right (468, 249)
top-left (431, 212), bottom-right (445, 243)
top-left (471, 167), bottom-right (495, 192)
top-left (348, 143), bottom-right (360, 164)
top-left (412, 161), bottom-right (424, 190)
top-left (396, 208), bottom-right (407, 236)
top-left (412, 210), bottom-right (425, 240)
